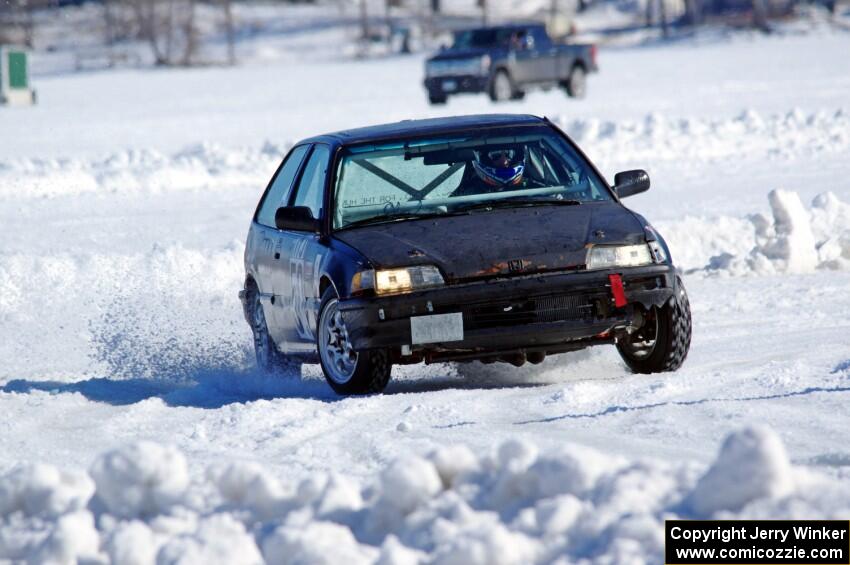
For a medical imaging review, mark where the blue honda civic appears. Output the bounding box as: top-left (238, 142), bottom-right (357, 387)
top-left (239, 114), bottom-right (691, 395)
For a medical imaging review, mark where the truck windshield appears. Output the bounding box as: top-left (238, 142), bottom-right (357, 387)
top-left (452, 28), bottom-right (514, 49)
top-left (332, 126), bottom-right (612, 230)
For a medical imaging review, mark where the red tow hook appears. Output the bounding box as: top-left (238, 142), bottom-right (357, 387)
top-left (608, 274), bottom-right (627, 308)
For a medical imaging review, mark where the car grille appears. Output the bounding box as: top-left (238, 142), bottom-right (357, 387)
top-left (462, 294), bottom-right (597, 330)
top-left (427, 58), bottom-right (482, 77)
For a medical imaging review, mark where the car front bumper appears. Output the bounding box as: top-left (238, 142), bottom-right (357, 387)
top-left (424, 74), bottom-right (490, 95)
top-left (338, 264), bottom-right (677, 362)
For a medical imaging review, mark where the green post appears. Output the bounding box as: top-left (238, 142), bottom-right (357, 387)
top-left (1, 46), bottom-right (36, 106)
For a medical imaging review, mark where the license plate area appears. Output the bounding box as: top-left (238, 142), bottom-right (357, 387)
top-left (442, 79), bottom-right (457, 92)
top-left (410, 312), bottom-right (464, 344)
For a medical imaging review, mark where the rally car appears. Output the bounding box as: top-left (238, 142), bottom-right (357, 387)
top-left (239, 114), bottom-right (691, 395)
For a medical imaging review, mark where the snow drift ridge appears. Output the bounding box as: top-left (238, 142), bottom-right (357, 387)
top-left (1, 427), bottom-right (848, 564)
top-left (1, 109), bottom-right (846, 200)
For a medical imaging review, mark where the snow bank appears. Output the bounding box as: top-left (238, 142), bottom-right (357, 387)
top-left (2, 109), bottom-right (846, 201)
top-left (554, 108), bottom-right (850, 165)
top-left (1, 427), bottom-right (848, 564)
top-left (660, 189), bottom-right (850, 275)
top-left (0, 141), bottom-right (287, 200)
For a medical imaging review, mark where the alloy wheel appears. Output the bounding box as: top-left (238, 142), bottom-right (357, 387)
top-left (319, 298), bottom-right (359, 384)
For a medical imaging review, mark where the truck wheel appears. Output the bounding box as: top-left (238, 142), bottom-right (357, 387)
top-left (565, 65), bottom-right (587, 99)
top-left (489, 70), bottom-right (516, 102)
top-left (617, 277), bottom-right (692, 373)
top-left (317, 287), bottom-right (391, 395)
top-left (428, 93), bottom-right (448, 105)
top-left (249, 291), bottom-right (302, 377)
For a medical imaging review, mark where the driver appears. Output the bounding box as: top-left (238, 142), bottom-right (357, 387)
top-left (453, 146), bottom-right (527, 196)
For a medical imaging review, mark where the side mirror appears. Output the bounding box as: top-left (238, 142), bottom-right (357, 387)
top-left (613, 170), bottom-right (650, 199)
top-left (275, 206), bottom-right (320, 232)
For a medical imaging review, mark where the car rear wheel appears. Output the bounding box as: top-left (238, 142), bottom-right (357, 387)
top-left (617, 277), bottom-right (692, 373)
top-left (565, 65), bottom-right (587, 99)
top-left (249, 292), bottom-right (302, 377)
top-left (489, 70), bottom-right (517, 102)
top-left (317, 287), bottom-right (391, 395)
top-left (428, 93), bottom-right (448, 105)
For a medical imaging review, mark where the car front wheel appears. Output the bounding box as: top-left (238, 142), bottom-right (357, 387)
top-left (617, 276), bottom-right (692, 373)
top-left (489, 70), bottom-right (518, 102)
top-left (317, 287), bottom-right (391, 395)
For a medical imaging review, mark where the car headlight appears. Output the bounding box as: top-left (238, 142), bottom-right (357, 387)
top-left (352, 265), bottom-right (445, 295)
top-left (479, 54), bottom-right (491, 73)
top-left (586, 244), bottom-right (653, 270)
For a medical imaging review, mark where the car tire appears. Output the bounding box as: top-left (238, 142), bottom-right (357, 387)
top-left (249, 290), bottom-right (302, 377)
top-left (565, 65), bottom-right (587, 99)
top-left (317, 287), bottom-right (391, 395)
top-left (617, 276), bottom-right (692, 373)
top-left (489, 70), bottom-right (517, 102)
top-left (428, 93), bottom-right (448, 105)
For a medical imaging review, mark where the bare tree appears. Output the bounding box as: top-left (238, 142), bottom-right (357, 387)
top-left (221, 0), bottom-right (235, 65)
top-left (752, 0), bottom-right (769, 31)
top-left (359, 0), bottom-right (369, 40)
top-left (645, 0), bottom-right (670, 37)
top-left (125, 0), bottom-right (199, 66)
top-left (683, 0), bottom-right (702, 25)
top-left (0, 0), bottom-right (44, 47)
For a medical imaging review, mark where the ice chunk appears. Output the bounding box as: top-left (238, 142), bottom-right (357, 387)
top-left (376, 535), bottom-right (425, 565)
top-left (262, 521), bottom-right (377, 565)
top-left (428, 445), bottom-right (479, 489)
top-left (90, 442), bottom-right (189, 519)
top-left (211, 461), bottom-right (285, 520)
top-left (105, 521), bottom-right (160, 565)
top-left (378, 456), bottom-right (442, 516)
top-left (32, 510), bottom-right (102, 565)
top-left (0, 464), bottom-right (94, 519)
top-left (156, 514), bottom-right (263, 565)
top-left (687, 427), bottom-right (793, 516)
top-left (758, 190), bottom-right (818, 273)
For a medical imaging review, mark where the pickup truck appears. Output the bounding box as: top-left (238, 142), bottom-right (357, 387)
top-left (423, 24), bottom-right (597, 105)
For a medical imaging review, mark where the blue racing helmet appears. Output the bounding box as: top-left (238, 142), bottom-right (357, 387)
top-left (472, 147), bottom-right (526, 187)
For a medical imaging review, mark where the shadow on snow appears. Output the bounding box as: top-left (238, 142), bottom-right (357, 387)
top-left (0, 365), bottom-right (550, 409)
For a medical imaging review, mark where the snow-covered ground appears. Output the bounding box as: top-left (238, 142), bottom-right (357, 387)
top-left (1, 22), bottom-right (850, 563)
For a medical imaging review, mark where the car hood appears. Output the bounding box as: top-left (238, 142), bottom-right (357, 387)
top-left (333, 202), bottom-right (646, 283)
top-left (429, 48), bottom-right (502, 61)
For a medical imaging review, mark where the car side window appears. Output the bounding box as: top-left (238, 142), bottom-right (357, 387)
top-left (292, 144), bottom-right (331, 220)
top-left (256, 144), bottom-right (310, 228)
top-left (531, 27), bottom-right (550, 47)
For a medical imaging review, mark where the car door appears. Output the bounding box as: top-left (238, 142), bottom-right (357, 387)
top-left (270, 143), bottom-right (332, 353)
top-left (530, 26), bottom-right (558, 82)
top-left (510, 29), bottom-right (537, 85)
top-left (250, 144), bottom-right (310, 346)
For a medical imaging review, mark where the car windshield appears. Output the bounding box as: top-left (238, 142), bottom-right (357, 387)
top-left (452, 28), bottom-right (514, 49)
top-left (332, 126), bottom-right (612, 230)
